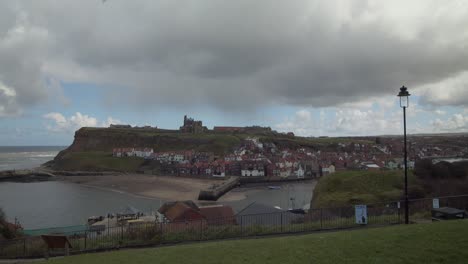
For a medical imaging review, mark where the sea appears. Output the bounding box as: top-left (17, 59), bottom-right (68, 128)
top-left (0, 146), bottom-right (314, 230)
top-left (0, 146), bottom-right (66, 171)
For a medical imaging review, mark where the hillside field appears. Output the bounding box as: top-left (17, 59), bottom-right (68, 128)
top-left (311, 170), bottom-right (426, 208)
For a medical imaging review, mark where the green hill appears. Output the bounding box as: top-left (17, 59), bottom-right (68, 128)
top-left (48, 127), bottom-right (372, 171)
top-left (40, 220), bottom-right (468, 264)
top-left (312, 170), bottom-right (427, 208)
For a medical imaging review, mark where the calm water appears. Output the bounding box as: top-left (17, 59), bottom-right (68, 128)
top-left (0, 180), bottom-right (314, 229)
top-left (224, 182), bottom-right (315, 212)
top-left (0, 146), bottom-right (314, 229)
top-left (0, 181), bottom-right (163, 229)
top-left (0, 146), bottom-right (66, 170)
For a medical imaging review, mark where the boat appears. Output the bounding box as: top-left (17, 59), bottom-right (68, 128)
top-left (87, 216), bottom-right (104, 225)
top-left (268, 186), bottom-right (281, 190)
top-left (288, 208), bottom-right (306, 215)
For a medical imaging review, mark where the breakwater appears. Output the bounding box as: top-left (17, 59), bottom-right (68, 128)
top-left (0, 170), bottom-right (54, 182)
top-left (239, 175), bottom-right (315, 185)
top-left (198, 177), bottom-right (240, 201)
top-left (0, 169), bottom-right (118, 182)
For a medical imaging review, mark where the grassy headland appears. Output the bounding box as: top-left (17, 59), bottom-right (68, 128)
top-left (312, 170), bottom-right (426, 208)
top-left (51, 151), bottom-right (146, 172)
top-left (40, 220), bottom-right (468, 264)
top-left (49, 127), bottom-right (373, 171)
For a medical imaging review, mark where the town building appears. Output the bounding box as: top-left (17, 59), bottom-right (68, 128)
top-left (113, 148), bottom-right (154, 158)
top-left (241, 161), bottom-right (266, 177)
top-left (109, 124), bottom-right (132, 128)
top-left (180, 115), bottom-right (207, 133)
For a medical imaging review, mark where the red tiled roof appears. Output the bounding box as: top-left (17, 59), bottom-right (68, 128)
top-left (164, 202), bottom-right (204, 222)
top-left (199, 205), bottom-right (236, 225)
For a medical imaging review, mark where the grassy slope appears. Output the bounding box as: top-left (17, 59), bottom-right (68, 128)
top-left (41, 220), bottom-right (468, 264)
top-left (54, 151), bottom-right (145, 172)
top-left (312, 170), bottom-right (425, 208)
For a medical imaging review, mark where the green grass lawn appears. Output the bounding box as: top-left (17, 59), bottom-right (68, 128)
top-left (40, 220), bottom-right (468, 264)
top-left (312, 170), bottom-right (426, 208)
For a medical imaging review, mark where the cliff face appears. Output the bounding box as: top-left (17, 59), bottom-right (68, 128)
top-left (65, 127), bottom-right (177, 152)
top-left (63, 127), bottom-right (234, 153)
top-left (51, 127), bottom-right (246, 170)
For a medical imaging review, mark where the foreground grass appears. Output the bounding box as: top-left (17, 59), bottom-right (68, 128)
top-left (41, 220), bottom-right (468, 264)
top-left (312, 170), bottom-right (425, 208)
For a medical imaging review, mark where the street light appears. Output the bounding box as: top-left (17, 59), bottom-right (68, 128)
top-left (398, 86), bottom-right (410, 224)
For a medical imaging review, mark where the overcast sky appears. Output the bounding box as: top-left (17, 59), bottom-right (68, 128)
top-left (1, 0), bottom-right (468, 145)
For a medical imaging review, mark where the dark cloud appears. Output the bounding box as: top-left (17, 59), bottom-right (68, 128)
top-left (0, 3), bottom-right (51, 115)
top-left (1, 0), bottom-right (468, 115)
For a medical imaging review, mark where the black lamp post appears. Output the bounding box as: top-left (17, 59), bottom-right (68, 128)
top-left (398, 86), bottom-right (410, 224)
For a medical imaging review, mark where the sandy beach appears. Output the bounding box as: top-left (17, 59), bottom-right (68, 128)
top-left (60, 174), bottom-right (317, 207)
top-left (60, 174), bottom-right (223, 201)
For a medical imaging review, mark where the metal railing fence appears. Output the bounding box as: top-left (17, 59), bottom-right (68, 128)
top-left (1, 194), bottom-right (467, 259)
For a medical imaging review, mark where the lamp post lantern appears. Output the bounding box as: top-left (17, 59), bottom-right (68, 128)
top-left (398, 86), bottom-right (410, 224)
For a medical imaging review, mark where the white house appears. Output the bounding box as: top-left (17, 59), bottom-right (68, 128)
top-left (404, 161), bottom-right (415, 170)
top-left (276, 161), bottom-right (285, 169)
top-left (386, 160), bottom-right (399, 170)
top-left (224, 155), bottom-right (236, 162)
top-left (113, 148), bottom-right (123, 157)
top-left (135, 148), bottom-right (154, 158)
top-left (295, 165), bottom-right (305, 178)
top-left (171, 153), bottom-right (184, 163)
top-left (241, 169), bottom-right (265, 177)
top-left (212, 171), bottom-right (226, 178)
top-left (241, 163), bottom-right (265, 177)
top-left (156, 152), bottom-right (170, 162)
top-left (143, 148), bottom-right (154, 158)
top-left (322, 164), bottom-right (336, 174)
top-left (279, 168), bottom-right (291, 178)
top-left (364, 163), bottom-right (380, 170)
top-left (124, 148), bottom-right (136, 157)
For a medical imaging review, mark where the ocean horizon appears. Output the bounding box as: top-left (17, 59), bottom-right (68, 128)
top-left (0, 146), bottom-right (66, 171)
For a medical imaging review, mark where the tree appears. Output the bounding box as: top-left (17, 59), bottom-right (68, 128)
top-left (0, 207), bottom-right (5, 223)
top-left (414, 159), bottom-right (432, 179)
top-left (0, 208), bottom-right (15, 239)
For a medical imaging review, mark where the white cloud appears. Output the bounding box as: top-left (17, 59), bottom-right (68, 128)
top-left (0, 6), bottom-right (53, 116)
top-left (0, 81), bottom-right (19, 117)
top-left (419, 71), bottom-right (468, 107)
top-left (101, 117), bottom-right (122, 127)
top-left (0, 82), bottom-right (16, 97)
top-left (332, 108), bottom-right (401, 136)
top-left (274, 109), bottom-right (321, 136)
top-left (43, 112), bottom-right (120, 133)
top-left (431, 113), bottom-right (468, 132)
top-left (43, 112), bottom-right (66, 124)
top-left (275, 102), bottom-right (405, 136)
top-left (69, 112), bottom-right (98, 128)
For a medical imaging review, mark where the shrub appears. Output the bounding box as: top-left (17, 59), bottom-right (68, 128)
top-left (0, 208), bottom-right (5, 223)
